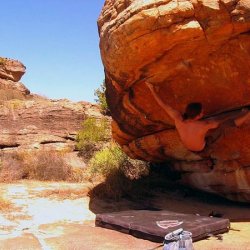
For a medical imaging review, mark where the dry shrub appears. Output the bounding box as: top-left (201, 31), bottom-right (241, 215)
top-left (0, 196), bottom-right (15, 212)
top-left (23, 151), bottom-right (71, 181)
top-left (38, 188), bottom-right (89, 200)
top-left (69, 167), bottom-right (88, 183)
top-left (121, 159), bottom-right (150, 180)
top-left (26, 151), bottom-right (89, 182)
top-left (0, 151), bottom-right (89, 183)
top-left (0, 154), bottom-right (26, 182)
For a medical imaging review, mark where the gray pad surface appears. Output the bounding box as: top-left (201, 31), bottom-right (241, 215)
top-left (96, 210), bottom-right (230, 242)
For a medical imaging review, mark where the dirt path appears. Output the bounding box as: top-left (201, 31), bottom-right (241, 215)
top-left (0, 181), bottom-right (249, 250)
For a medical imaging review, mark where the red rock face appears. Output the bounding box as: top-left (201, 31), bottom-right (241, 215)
top-left (0, 58), bottom-right (102, 157)
top-left (98, 0), bottom-right (250, 202)
top-left (0, 58), bottom-right (26, 82)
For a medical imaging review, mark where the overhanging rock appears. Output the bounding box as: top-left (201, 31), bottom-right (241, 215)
top-left (98, 0), bottom-right (250, 202)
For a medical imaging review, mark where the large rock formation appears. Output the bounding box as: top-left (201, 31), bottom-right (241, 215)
top-left (0, 57), bottom-right (102, 167)
top-left (98, 0), bottom-right (250, 202)
top-left (0, 57), bottom-right (26, 82)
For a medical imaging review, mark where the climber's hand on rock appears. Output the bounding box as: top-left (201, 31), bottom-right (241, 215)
top-left (145, 81), bottom-right (153, 89)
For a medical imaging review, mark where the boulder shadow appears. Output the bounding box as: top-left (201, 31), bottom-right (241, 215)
top-left (88, 165), bottom-right (250, 222)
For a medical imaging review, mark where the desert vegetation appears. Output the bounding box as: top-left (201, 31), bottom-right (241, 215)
top-left (0, 196), bottom-right (15, 212)
top-left (0, 81), bottom-right (153, 201)
top-left (88, 143), bottom-right (150, 200)
top-left (76, 116), bottom-right (110, 160)
top-left (38, 188), bottom-right (89, 200)
top-left (1, 118), bottom-right (151, 200)
top-left (75, 115), bottom-right (151, 200)
top-left (0, 151), bottom-right (85, 183)
top-left (94, 81), bottom-right (110, 115)
top-left (0, 115), bottom-right (151, 200)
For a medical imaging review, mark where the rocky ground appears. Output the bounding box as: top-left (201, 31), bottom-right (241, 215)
top-left (0, 181), bottom-right (249, 250)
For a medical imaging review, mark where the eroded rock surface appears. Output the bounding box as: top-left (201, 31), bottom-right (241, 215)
top-left (99, 0), bottom-right (250, 202)
top-left (0, 58), bottom-right (102, 167)
top-left (0, 57), bottom-right (26, 82)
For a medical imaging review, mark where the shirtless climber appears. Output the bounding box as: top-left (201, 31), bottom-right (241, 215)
top-left (146, 82), bottom-right (250, 152)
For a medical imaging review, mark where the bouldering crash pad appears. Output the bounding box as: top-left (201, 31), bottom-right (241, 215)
top-left (96, 210), bottom-right (230, 242)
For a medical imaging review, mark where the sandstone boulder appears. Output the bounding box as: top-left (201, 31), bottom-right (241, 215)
top-left (99, 0), bottom-right (250, 202)
top-left (0, 58), bottom-right (26, 82)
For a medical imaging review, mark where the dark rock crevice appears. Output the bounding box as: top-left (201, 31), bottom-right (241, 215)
top-left (40, 141), bottom-right (66, 145)
top-left (0, 144), bottom-right (20, 149)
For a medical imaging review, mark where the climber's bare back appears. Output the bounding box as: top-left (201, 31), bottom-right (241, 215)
top-left (146, 81), bottom-right (219, 152)
top-left (175, 119), bottom-right (218, 152)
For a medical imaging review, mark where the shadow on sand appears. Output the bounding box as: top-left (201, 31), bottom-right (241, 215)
top-left (88, 166), bottom-right (250, 223)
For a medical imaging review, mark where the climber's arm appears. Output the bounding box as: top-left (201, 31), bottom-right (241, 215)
top-left (146, 82), bottom-right (182, 121)
top-left (206, 120), bottom-right (220, 130)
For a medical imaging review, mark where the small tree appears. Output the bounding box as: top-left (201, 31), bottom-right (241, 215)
top-left (94, 80), bottom-right (110, 115)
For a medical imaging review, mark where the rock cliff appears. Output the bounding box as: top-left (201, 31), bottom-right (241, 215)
top-left (98, 0), bottom-right (250, 202)
top-left (0, 57), bottom-right (102, 167)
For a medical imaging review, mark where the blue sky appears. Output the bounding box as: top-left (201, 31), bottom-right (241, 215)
top-left (0, 0), bottom-right (105, 102)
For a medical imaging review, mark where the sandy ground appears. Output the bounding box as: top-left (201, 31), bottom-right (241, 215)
top-left (0, 181), bottom-right (249, 250)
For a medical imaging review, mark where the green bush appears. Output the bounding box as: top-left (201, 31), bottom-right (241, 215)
top-left (94, 81), bottom-right (110, 115)
top-left (76, 117), bottom-right (110, 160)
top-left (89, 144), bottom-right (149, 179)
top-left (88, 144), bottom-right (150, 200)
top-left (89, 144), bottom-right (126, 177)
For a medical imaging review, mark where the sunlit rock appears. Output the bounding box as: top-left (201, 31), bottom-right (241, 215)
top-left (98, 0), bottom-right (250, 202)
